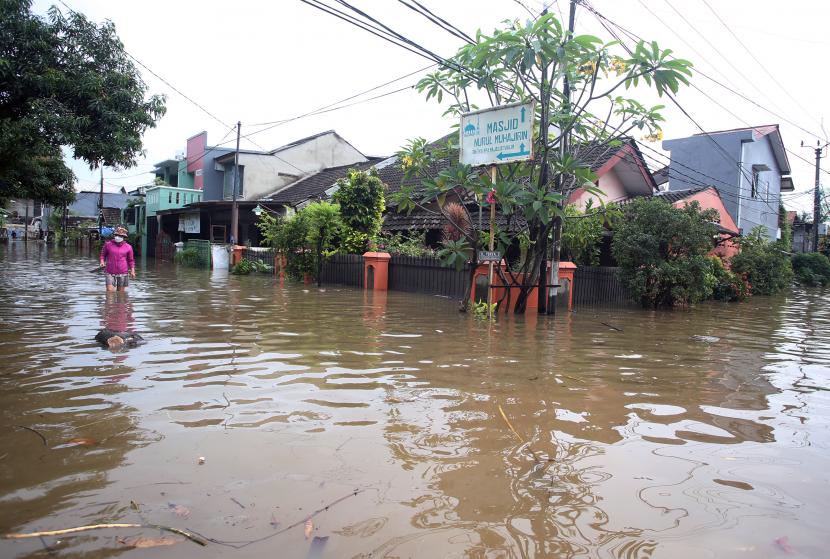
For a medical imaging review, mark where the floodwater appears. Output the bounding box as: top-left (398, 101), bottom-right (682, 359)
top-left (1, 244), bottom-right (829, 559)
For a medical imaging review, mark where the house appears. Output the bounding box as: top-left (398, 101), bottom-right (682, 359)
top-left (653, 187), bottom-right (740, 259)
top-left (144, 130), bottom-right (370, 251)
top-left (789, 211), bottom-right (829, 253)
top-left (662, 125), bottom-right (795, 241)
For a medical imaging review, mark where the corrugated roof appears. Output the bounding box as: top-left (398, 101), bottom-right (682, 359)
top-left (262, 158), bottom-right (385, 205)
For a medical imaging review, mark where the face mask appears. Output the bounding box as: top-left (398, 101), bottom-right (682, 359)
top-left (113, 236), bottom-right (124, 243)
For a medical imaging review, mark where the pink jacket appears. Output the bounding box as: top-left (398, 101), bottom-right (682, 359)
top-left (100, 240), bottom-right (135, 275)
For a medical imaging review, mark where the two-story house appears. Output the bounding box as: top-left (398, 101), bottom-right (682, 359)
top-left (662, 125), bottom-right (794, 241)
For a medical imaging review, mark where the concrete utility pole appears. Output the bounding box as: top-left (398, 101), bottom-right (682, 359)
top-left (230, 121), bottom-right (241, 245)
top-left (98, 165), bottom-right (104, 234)
top-left (803, 140), bottom-right (828, 252)
top-left (544, 0), bottom-right (577, 314)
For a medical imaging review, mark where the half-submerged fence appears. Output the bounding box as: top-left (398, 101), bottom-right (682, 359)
top-left (320, 254), bottom-right (364, 287)
top-left (572, 266), bottom-right (633, 308)
top-left (388, 256), bottom-right (470, 299)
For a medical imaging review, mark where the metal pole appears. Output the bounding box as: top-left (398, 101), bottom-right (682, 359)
top-left (98, 165), bottom-right (104, 234)
top-left (24, 200), bottom-right (29, 242)
top-left (546, 0), bottom-right (577, 314)
top-left (812, 143), bottom-right (822, 252)
top-left (231, 121), bottom-right (241, 245)
top-left (488, 165), bottom-right (497, 319)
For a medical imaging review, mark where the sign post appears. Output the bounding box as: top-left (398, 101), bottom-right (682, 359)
top-left (460, 101), bottom-right (534, 317)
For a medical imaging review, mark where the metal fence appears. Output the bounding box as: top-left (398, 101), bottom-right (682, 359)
top-left (320, 254), bottom-right (364, 287)
top-left (242, 247), bottom-right (276, 269)
top-left (388, 255), bottom-right (469, 299)
top-left (572, 266), bottom-right (634, 308)
top-left (184, 239), bottom-right (212, 268)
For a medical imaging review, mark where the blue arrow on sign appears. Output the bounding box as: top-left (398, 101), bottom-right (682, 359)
top-left (496, 143), bottom-right (530, 161)
top-left (520, 107), bottom-right (526, 122)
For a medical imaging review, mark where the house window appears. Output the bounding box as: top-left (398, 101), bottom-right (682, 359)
top-left (176, 192), bottom-right (180, 204)
top-left (751, 168), bottom-right (760, 198)
top-left (168, 191), bottom-right (172, 204)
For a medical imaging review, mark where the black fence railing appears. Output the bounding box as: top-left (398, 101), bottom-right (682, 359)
top-left (388, 255), bottom-right (469, 299)
top-left (242, 247), bottom-right (276, 265)
top-left (572, 266), bottom-right (634, 308)
top-left (320, 254), bottom-right (364, 287)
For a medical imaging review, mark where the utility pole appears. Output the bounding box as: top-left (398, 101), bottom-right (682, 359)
top-left (803, 140), bottom-right (828, 252)
top-left (98, 165), bottom-right (104, 234)
top-left (544, 0), bottom-right (577, 314)
top-left (230, 121), bottom-right (241, 245)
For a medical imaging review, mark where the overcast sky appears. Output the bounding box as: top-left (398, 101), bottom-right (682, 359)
top-left (35, 0), bottom-right (829, 214)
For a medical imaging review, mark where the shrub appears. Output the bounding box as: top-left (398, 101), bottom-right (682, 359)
top-left (612, 198), bottom-right (720, 307)
top-left (709, 257), bottom-right (750, 301)
top-left (730, 227), bottom-right (793, 295)
top-left (332, 168), bottom-right (385, 253)
top-left (792, 252), bottom-right (830, 287)
top-left (561, 202), bottom-right (620, 265)
top-left (231, 258), bottom-right (254, 275)
top-left (374, 232), bottom-right (435, 257)
top-left (174, 247), bottom-right (200, 267)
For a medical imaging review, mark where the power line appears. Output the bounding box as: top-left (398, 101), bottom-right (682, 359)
top-left (582, 0), bottom-right (826, 144)
top-left (699, 0), bottom-right (816, 129)
top-left (396, 0), bottom-right (473, 44)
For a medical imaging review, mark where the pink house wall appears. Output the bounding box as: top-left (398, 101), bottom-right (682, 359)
top-left (673, 188), bottom-right (739, 260)
top-left (569, 167), bottom-right (627, 210)
top-left (187, 132), bottom-right (207, 190)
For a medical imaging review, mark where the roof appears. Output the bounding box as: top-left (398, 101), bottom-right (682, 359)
top-left (692, 124), bottom-right (790, 175)
top-left (653, 186), bottom-right (710, 204)
top-left (68, 191), bottom-right (131, 217)
top-left (262, 158), bottom-right (385, 205)
top-left (652, 165), bottom-right (670, 185)
top-left (101, 207), bottom-right (122, 226)
top-left (383, 207), bottom-right (526, 233)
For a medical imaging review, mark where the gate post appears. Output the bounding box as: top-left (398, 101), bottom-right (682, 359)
top-left (558, 261), bottom-right (577, 311)
top-left (363, 252), bottom-right (391, 291)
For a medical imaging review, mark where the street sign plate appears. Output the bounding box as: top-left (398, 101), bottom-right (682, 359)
top-left (478, 250), bottom-right (502, 262)
top-left (460, 101), bottom-right (535, 167)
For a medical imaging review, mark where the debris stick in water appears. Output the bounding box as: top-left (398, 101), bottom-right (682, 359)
top-left (498, 405), bottom-right (542, 464)
top-left (2, 523), bottom-right (207, 547)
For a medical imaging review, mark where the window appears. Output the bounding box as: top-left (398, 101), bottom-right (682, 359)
top-left (751, 168), bottom-right (760, 198)
top-left (176, 192), bottom-right (180, 204)
top-left (168, 191), bottom-right (172, 204)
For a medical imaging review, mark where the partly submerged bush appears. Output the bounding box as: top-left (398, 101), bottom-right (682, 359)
top-left (174, 247), bottom-right (201, 267)
top-left (730, 227), bottom-right (793, 295)
top-left (612, 198), bottom-right (719, 307)
top-left (709, 257), bottom-right (750, 301)
top-left (792, 252), bottom-right (830, 287)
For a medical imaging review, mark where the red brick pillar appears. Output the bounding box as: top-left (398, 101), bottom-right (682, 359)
top-left (363, 252), bottom-right (391, 291)
top-left (231, 245), bottom-right (244, 266)
top-left (558, 261), bottom-right (577, 311)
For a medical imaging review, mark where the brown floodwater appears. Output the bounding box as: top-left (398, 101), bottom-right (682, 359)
top-left (1, 243), bottom-right (829, 558)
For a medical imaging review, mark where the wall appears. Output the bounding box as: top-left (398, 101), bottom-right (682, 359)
top-left (677, 188), bottom-right (739, 260)
top-left (739, 136), bottom-right (782, 240)
top-left (200, 147), bottom-right (234, 201)
top-left (186, 132), bottom-right (207, 190)
top-left (177, 159), bottom-right (194, 189)
top-left (242, 132), bottom-right (367, 201)
top-left (663, 131), bottom-right (743, 224)
top-left (570, 167), bottom-right (628, 210)
top-left (663, 130), bottom-right (782, 242)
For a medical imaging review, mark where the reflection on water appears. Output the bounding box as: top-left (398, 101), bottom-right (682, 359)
top-left (1, 243), bottom-right (829, 558)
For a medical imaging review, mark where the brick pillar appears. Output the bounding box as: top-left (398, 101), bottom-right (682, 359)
top-left (363, 252), bottom-right (391, 291)
top-left (231, 245), bottom-right (244, 266)
top-left (558, 261), bottom-right (577, 312)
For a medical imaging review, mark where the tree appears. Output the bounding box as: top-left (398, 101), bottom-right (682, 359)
top-left (560, 201), bottom-right (619, 265)
top-left (332, 168), bottom-right (385, 253)
top-left (391, 13), bottom-right (692, 312)
top-left (612, 198), bottom-right (719, 307)
top-left (0, 0), bottom-right (166, 205)
top-left (302, 202), bottom-right (342, 287)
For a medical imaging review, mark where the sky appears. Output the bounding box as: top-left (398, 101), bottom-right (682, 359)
top-left (34, 0), bottom-right (829, 215)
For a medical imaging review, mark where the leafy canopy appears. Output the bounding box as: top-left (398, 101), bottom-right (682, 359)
top-left (390, 13), bottom-right (692, 312)
top-left (332, 168), bottom-right (386, 253)
top-left (612, 197), bottom-right (718, 307)
top-left (0, 0), bottom-right (166, 204)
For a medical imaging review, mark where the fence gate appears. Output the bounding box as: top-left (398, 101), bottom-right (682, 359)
top-left (320, 254), bottom-right (364, 287)
top-left (185, 239), bottom-right (212, 268)
top-left (572, 266), bottom-right (633, 308)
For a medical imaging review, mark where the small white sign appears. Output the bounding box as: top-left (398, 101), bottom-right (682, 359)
top-left (460, 101), bottom-right (535, 167)
top-left (478, 250), bottom-right (502, 262)
top-left (178, 212), bottom-right (200, 234)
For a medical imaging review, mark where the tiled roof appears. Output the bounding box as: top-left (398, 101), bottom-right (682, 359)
top-left (653, 187), bottom-right (709, 204)
top-left (263, 158), bottom-right (385, 205)
top-left (383, 207), bottom-right (526, 233)
top-left (101, 207), bottom-right (122, 226)
top-left (652, 165), bottom-right (670, 185)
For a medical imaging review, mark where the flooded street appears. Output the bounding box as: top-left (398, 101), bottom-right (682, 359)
top-left (1, 244), bottom-right (829, 558)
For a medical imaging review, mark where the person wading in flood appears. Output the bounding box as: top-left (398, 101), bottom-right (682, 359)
top-left (99, 226), bottom-right (136, 292)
